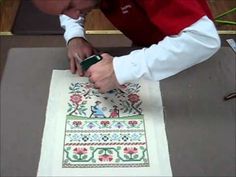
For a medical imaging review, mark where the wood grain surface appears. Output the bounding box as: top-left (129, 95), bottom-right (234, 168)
top-left (0, 0), bottom-right (21, 32)
top-left (0, 0), bottom-right (235, 33)
top-left (208, 0), bottom-right (236, 31)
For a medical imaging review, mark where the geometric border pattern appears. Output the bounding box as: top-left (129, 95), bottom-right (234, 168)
top-left (63, 115), bottom-right (150, 168)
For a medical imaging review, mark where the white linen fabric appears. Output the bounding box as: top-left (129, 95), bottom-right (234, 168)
top-left (37, 70), bottom-right (172, 177)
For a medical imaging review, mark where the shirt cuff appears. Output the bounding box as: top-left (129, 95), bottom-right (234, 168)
top-left (59, 14), bottom-right (86, 44)
top-left (64, 27), bottom-right (85, 44)
top-left (113, 49), bottom-right (148, 85)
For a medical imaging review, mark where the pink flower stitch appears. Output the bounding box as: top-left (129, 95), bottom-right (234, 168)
top-left (98, 154), bottom-right (113, 162)
top-left (128, 94), bottom-right (140, 103)
top-left (70, 94), bottom-right (82, 104)
top-left (124, 147), bottom-right (138, 155)
top-left (128, 120), bottom-right (138, 127)
top-left (73, 121), bottom-right (82, 127)
top-left (73, 147), bottom-right (88, 155)
top-left (100, 121), bottom-right (110, 127)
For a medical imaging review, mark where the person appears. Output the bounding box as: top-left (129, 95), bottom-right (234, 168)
top-left (89, 101), bottom-right (106, 118)
top-left (33, 0), bottom-right (220, 93)
top-left (109, 105), bottom-right (120, 118)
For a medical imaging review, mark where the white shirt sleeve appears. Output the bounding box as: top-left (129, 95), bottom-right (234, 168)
top-left (113, 16), bottom-right (221, 85)
top-left (59, 14), bottom-right (86, 44)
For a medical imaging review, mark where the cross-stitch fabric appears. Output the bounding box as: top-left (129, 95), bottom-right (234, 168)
top-left (37, 70), bottom-right (172, 176)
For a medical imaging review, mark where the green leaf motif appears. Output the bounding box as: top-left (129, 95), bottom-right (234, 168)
top-left (98, 149), bottom-right (104, 154)
top-left (63, 159), bottom-right (69, 164)
top-left (124, 154), bottom-right (130, 160)
top-left (82, 108), bottom-right (88, 111)
top-left (126, 101), bottom-right (130, 108)
top-left (90, 147), bottom-right (95, 150)
top-left (117, 146), bottom-right (121, 150)
top-left (143, 158), bottom-right (148, 162)
top-left (129, 108), bottom-right (132, 114)
top-left (82, 155), bottom-right (88, 160)
top-left (115, 159), bottom-right (120, 163)
top-left (66, 147), bottom-right (71, 151)
top-left (73, 155), bottom-right (79, 159)
top-left (82, 111), bottom-right (86, 116)
top-left (136, 102), bottom-right (142, 109)
top-left (140, 146), bottom-right (145, 150)
top-left (133, 154), bottom-right (139, 159)
top-left (107, 149), bottom-right (113, 154)
top-left (122, 101), bottom-right (129, 113)
top-left (67, 107), bottom-right (72, 113)
top-left (92, 159), bottom-right (96, 163)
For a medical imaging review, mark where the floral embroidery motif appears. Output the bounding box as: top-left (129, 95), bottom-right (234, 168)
top-left (70, 94), bottom-right (82, 104)
top-left (63, 82), bottom-right (149, 168)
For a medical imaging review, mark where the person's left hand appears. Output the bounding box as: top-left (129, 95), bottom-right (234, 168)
top-left (85, 53), bottom-right (120, 93)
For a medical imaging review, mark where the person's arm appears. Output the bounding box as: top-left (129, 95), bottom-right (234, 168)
top-left (113, 16), bottom-right (221, 84)
top-left (59, 14), bottom-right (97, 75)
top-left (59, 14), bottom-right (86, 44)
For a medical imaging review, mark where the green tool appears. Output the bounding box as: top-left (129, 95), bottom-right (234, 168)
top-left (80, 55), bottom-right (103, 71)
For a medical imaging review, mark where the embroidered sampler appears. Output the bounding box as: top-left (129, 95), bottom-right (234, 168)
top-left (37, 70), bottom-right (172, 176)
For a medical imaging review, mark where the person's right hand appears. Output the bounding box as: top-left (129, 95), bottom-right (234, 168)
top-left (67, 37), bottom-right (97, 76)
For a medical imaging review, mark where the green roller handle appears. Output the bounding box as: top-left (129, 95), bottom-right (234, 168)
top-left (80, 55), bottom-right (103, 71)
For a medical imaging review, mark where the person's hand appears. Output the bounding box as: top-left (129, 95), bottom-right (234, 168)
top-left (85, 53), bottom-right (120, 93)
top-left (67, 37), bottom-right (97, 76)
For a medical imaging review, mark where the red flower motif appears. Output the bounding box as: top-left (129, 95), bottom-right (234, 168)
top-left (73, 121), bottom-right (82, 127)
top-left (98, 154), bottom-right (113, 162)
top-left (124, 147), bottom-right (138, 155)
top-left (128, 94), bottom-right (140, 103)
top-left (100, 121), bottom-right (110, 126)
top-left (70, 94), bottom-right (82, 104)
top-left (73, 147), bottom-right (88, 155)
top-left (128, 120), bottom-right (138, 127)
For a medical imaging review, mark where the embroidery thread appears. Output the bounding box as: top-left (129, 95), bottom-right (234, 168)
top-left (63, 82), bottom-right (149, 168)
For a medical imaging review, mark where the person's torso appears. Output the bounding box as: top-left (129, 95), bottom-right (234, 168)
top-left (100, 0), bottom-right (212, 46)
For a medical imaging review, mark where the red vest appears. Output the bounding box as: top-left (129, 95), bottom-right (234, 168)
top-left (100, 0), bottom-right (213, 46)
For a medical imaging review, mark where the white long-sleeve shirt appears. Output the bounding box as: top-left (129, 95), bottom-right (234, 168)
top-left (59, 14), bottom-right (220, 84)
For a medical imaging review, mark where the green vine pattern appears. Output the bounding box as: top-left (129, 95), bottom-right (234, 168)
top-left (63, 82), bottom-right (149, 168)
top-left (63, 146), bottom-right (148, 164)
